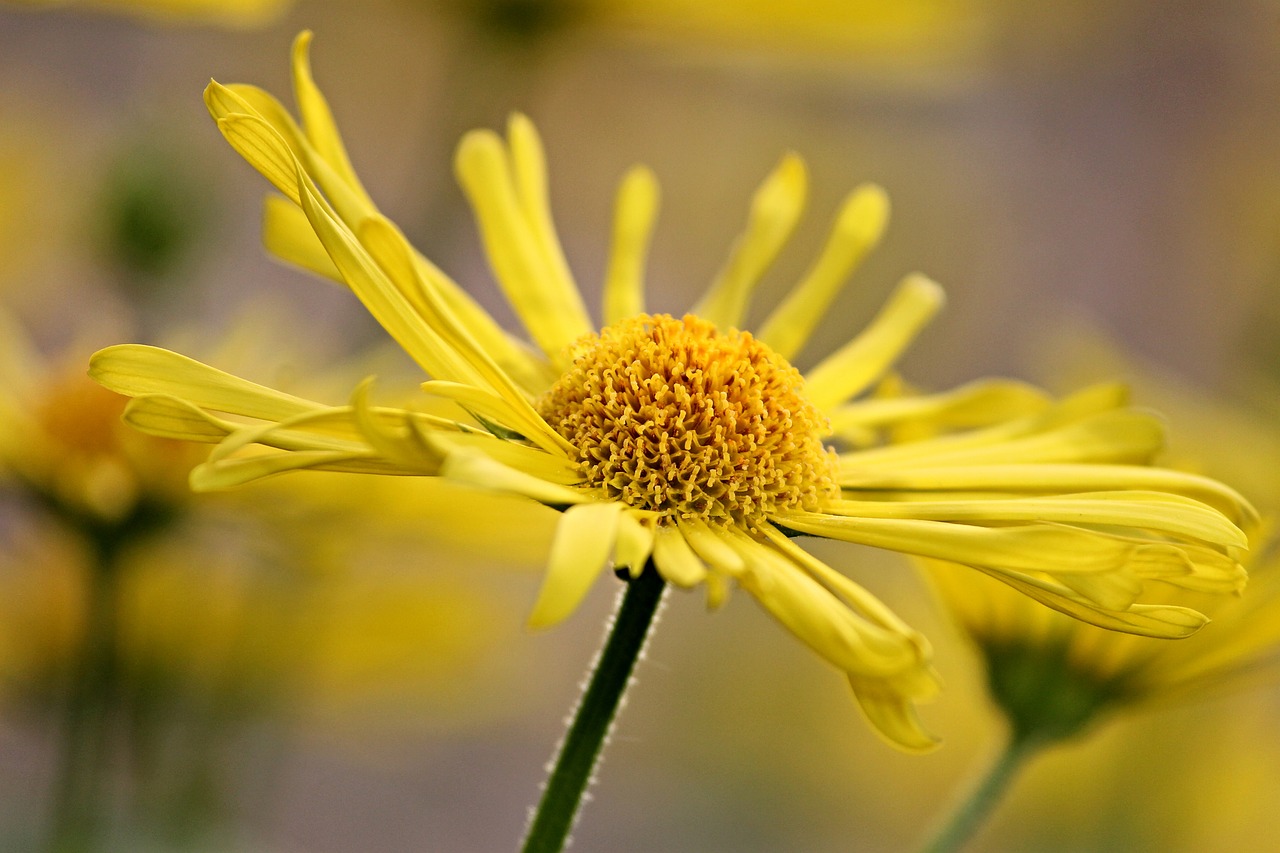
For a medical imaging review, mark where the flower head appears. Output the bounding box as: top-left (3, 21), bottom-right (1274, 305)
top-left (90, 32), bottom-right (1253, 751)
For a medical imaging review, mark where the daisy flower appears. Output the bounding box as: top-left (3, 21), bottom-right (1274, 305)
top-left (90, 33), bottom-right (1252, 758)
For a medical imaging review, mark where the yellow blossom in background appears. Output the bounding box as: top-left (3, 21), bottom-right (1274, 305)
top-left (0, 307), bottom-right (198, 525)
top-left (90, 32), bottom-right (1252, 752)
top-left (4, 0), bottom-right (291, 27)
top-left (926, 540), bottom-right (1280, 738)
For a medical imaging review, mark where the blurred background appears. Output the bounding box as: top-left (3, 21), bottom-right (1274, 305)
top-left (1, 1), bottom-right (1278, 851)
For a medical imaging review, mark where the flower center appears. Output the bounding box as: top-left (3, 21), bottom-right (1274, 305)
top-left (537, 314), bottom-right (837, 525)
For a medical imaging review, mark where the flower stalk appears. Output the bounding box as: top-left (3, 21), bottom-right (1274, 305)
top-left (521, 566), bottom-right (666, 853)
top-left (918, 732), bottom-right (1041, 853)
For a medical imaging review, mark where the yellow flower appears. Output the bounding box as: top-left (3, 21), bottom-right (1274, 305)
top-left (5, 0), bottom-right (291, 27)
top-left (90, 32), bottom-right (1253, 751)
top-left (0, 308), bottom-right (198, 525)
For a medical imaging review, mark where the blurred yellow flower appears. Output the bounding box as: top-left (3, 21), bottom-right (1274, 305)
top-left (927, 541), bottom-right (1280, 743)
top-left (924, 346), bottom-right (1280, 742)
top-left (91, 32), bottom-right (1252, 752)
top-left (0, 308), bottom-right (197, 526)
top-left (5, 0), bottom-right (291, 27)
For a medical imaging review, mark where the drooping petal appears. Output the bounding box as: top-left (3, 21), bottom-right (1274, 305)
top-left (615, 511), bottom-right (656, 577)
top-left (652, 524), bottom-right (709, 587)
top-left (528, 501), bottom-right (627, 629)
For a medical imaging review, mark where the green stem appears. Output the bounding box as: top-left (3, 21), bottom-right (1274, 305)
top-left (521, 566), bottom-right (666, 853)
top-left (918, 732), bottom-right (1041, 853)
top-left (46, 547), bottom-right (120, 853)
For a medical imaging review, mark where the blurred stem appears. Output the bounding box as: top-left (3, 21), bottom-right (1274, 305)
top-left (918, 731), bottom-right (1041, 853)
top-left (46, 540), bottom-right (122, 853)
top-left (521, 566), bottom-right (666, 853)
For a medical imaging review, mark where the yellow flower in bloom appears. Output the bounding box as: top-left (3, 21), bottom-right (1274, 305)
top-left (90, 33), bottom-right (1253, 751)
top-left (5, 0), bottom-right (291, 27)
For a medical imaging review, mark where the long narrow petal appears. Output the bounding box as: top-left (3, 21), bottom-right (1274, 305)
top-left (528, 501), bottom-right (626, 629)
top-left (822, 493), bottom-right (1246, 549)
top-left (804, 274), bottom-right (945, 411)
top-left (359, 215), bottom-right (572, 455)
top-left (122, 395), bottom-right (240, 442)
top-left (777, 512), bottom-right (1211, 580)
top-left (507, 114), bottom-right (583, 325)
top-left (969, 562), bottom-right (1209, 639)
top-left (262, 193), bottom-right (343, 282)
top-left (90, 345), bottom-right (323, 422)
top-left (693, 153), bottom-right (808, 330)
top-left (723, 529), bottom-right (937, 693)
top-left (829, 379), bottom-right (1052, 441)
top-left (602, 166), bottom-right (659, 324)
top-left (290, 31), bottom-right (374, 209)
top-left (455, 128), bottom-right (592, 359)
top-left (296, 165), bottom-right (492, 388)
top-left (837, 463), bottom-right (1257, 526)
top-left (438, 447), bottom-right (592, 507)
top-left (192, 449), bottom-right (382, 490)
top-left (757, 183), bottom-right (889, 360)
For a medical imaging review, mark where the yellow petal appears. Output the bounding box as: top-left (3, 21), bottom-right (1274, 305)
top-left (439, 447), bottom-right (591, 507)
top-left (652, 524), bottom-right (709, 587)
top-left (972, 563), bottom-right (1208, 639)
top-left (779, 512), bottom-right (1183, 579)
top-left (726, 529), bottom-right (927, 678)
top-left (693, 152), bottom-right (808, 330)
top-left (829, 379), bottom-right (1052, 440)
top-left (425, 430), bottom-right (582, 486)
top-left (90, 345), bottom-right (322, 422)
top-left (507, 114), bottom-right (582, 325)
top-left (602, 166), bottom-right (659, 325)
top-left (805, 273), bottom-right (945, 411)
top-left (676, 517), bottom-right (746, 576)
top-left (615, 511), bottom-right (656, 577)
top-left (454, 127), bottom-right (592, 359)
top-left (849, 678), bottom-right (940, 753)
top-left (296, 170), bottom-right (487, 388)
top-left (528, 502), bottom-right (627, 629)
top-left (349, 379), bottom-right (442, 471)
top-left (290, 31), bottom-right (374, 209)
top-left (823, 492), bottom-right (1246, 549)
top-left (420, 380), bottom-right (570, 457)
top-left (122, 395), bottom-right (237, 442)
top-left (839, 408), bottom-right (1165, 473)
top-left (838, 463), bottom-right (1257, 527)
top-left (215, 113), bottom-right (302, 205)
top-left (262, 193), bottom-right (343, 282)
top-left (757, 183), bottom-right (889, 360)
top-left (192, 449), bottom-right (378, 490)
